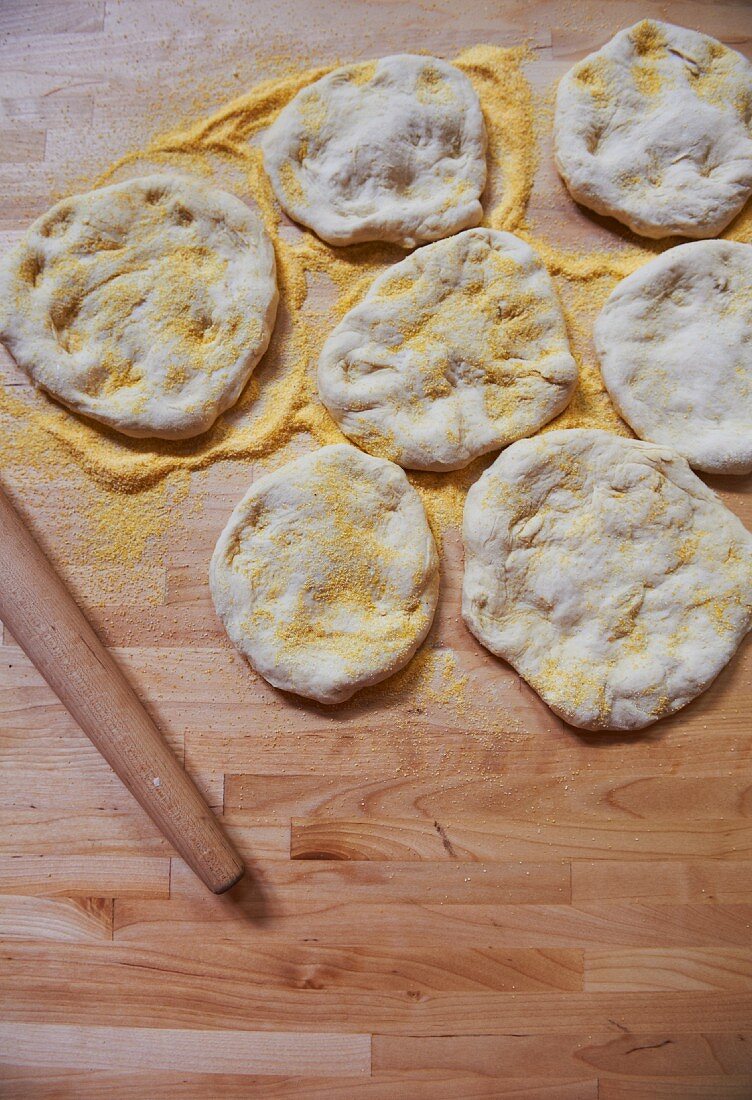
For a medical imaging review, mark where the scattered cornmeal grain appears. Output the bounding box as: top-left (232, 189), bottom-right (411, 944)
top-left (2, 40), bottom-right (751, 716)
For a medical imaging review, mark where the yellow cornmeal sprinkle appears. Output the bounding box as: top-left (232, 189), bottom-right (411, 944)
top-left (631, 59), bottom-right (663, 98)
top-left (238, 460), bottom-right (431, 675)
top-left (2, 41), bottom-right (751, 707)
top-left (348, 61), bottom-right (378, 88)
top-left (467, 45), bottom-right (536, 234)
top-left (535, 655), bottom-right (610, 723)
top-left (689, 39), bottom-right (746, 112)
top-left (438, 176), bottom-right (474, 215)
top-left (10, 188), bottom-right (257, 427)
top-left (372, 241), bottom-right (564, 432)
top-left (416, 65), bottom-right (456, 106)
top-left (629, 20), bottom-right (667, 60)
top-left (573, 58), bottom-right (613, 108)
top-left (722, 278), bottom-right (752, 320)
top-left (377, 274), bottom-right (415, 300)
top-left (278, 160), bottom-right (307, 207)
top-left (528, 246), bottom-right (639, 438)
top-left (628, 28), bottom-right (748, 119)
top-left (5, 40), bottom-right (747, 522)
top-left (501, 443), bottom-right (752, 725)
top-left (297, 88), bottom-right (330, 136)
top-left (283, 466), bottom-right (400, 629)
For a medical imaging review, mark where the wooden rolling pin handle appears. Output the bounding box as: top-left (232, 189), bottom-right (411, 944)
top-left (0, 485), bottom-right (244, 895)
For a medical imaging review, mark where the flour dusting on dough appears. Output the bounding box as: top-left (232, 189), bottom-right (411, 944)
top-left (318, 228), bottom-right (577, 471)
top-left (210, 444), bottom-right (439, 702)
top-left (463, 429), bottom-right (752, 731)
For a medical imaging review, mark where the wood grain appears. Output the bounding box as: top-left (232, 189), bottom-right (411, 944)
top-left (0, 1023), bottom-right (371, 1076)
top-left (0, 487), bottom-right (244, 894)
top-left (0, 856), bottom-right (170, 898)
top-left (1, 0), bottom-right (752, 1095)
top-left (0, 1069), bottom-right (600, 1100)
top-left (372, 1031), bottom-right (752, 1076)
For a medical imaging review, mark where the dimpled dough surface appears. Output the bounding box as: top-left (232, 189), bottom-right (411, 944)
top-left (317, 229), bottom-right (577, 472)
top-left (462, 429), bottom-right (752, 732)
top-left (595, 240), bottom-right (752, 475)
top-left (554, 20), bottom-right (752, 239)
top-left (262, 55), bottom-right (486, 247)
top-left (0, 174), bottom-right (278, 439)
top-left (210, 444), bottom-right (439, 704)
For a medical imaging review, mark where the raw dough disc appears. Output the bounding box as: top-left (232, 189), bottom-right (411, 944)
top-left (595, 240), bottom-right (752, 475)
top-left (0, 174), bottom-right (278, 439)
top-left (317, 229), bottom-right (577, 471)
top-left (554, 20), bottom-right (752, 239)
top-left (462, 429), bottom-right (752, 731)
top-left (262, 55), bottom-right (486, 247)
top-left (210, 444), bottom-right (439, 704)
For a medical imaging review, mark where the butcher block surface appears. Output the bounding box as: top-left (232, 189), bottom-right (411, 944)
top-left (1, 1), bottom-right (752, 1096)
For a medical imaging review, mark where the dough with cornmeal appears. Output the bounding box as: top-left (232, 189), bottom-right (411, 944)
top-left (554, 20), bottom-right (752, 239)
top-left (210, 444), bottom-right (439, 703)
top-left (462, 429), bottom-right (752, 731)
top-left (595, 240), bottom-right (752, 475)
top-left (0, 174), bottom-right (278, 438)
top-left (262, 55), bottom-right (486, 247)
top-left (318, 229), bottom-right (577, 471)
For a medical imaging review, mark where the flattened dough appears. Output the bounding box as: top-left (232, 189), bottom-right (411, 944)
top-left (0, 174), bottom-right (278, 438)
top-left (462, 429), bottom-right (752, 731)
top-left (318, 229), bottom-right (577, 471)
top-left (554, 20), bottom-right (752, 238)
top-left (262, 55), bottom-right (486, 247)
top-left (210, 444), bottom-right (439, 703)
top-left (595, 240), bottom-right (752, 475)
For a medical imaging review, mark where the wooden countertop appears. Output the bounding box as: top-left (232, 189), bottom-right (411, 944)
top-left (1, 1), bottom-right (752, 1096)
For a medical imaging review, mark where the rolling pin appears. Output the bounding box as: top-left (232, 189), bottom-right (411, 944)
top-left (0, 483), bottom-right (244, 895)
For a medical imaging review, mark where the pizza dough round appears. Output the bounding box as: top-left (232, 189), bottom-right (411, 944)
top-left (0, 174), bottom-right (278, 439)
top-left (462, 429), bottom-right (752, 731)
top-left (554, 20), bottom-right (752, 239)
top-left (317, 229), bottom-right (577, 471)
top-left (595, 240), bottom-right (752, 475)
top-left (262, 55), bottom-right (486, 247)
top-left (210, 444), bottom-right (439, 704)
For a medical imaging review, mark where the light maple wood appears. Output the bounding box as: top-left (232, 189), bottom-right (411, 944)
top-left (1, 0), bottom-right (752, 1096)
top-left (0, 1023), bottom-right (371, 1077)
top-left (0, 855), bottom-right (170, 898)
top-left (0, 486), bottom-right (244, 894)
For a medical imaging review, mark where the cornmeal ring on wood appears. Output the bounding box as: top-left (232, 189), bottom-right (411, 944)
top-left (595, 239), bottom-right (752, 475)
top-left (554, 20), bottom-right (752, 239)
top-left (318, 229), bottom-right (577, 471)
top-left (0, 174), bottom-right (278, 439)
top-left (262, 55), bottom-right (487, 247)
top-left (462, 429), bottom-right (752, 731)
top-left (210, 444), bottom-right (439, 704)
